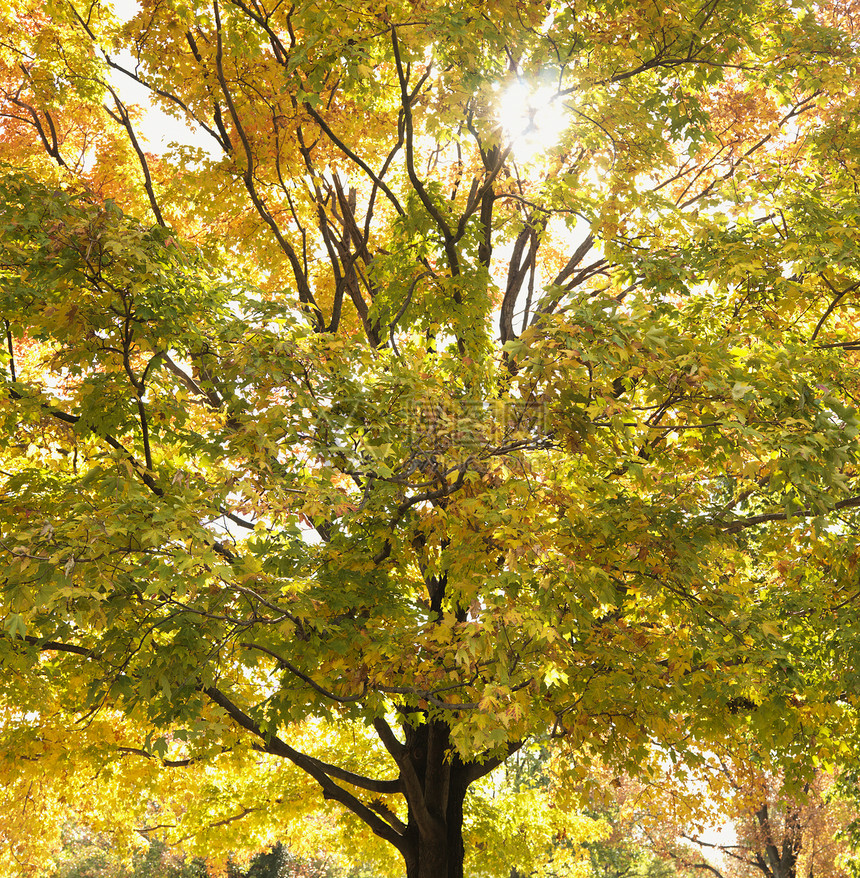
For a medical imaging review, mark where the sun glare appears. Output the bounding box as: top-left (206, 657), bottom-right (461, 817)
top-left (497, 81), bottom-right (568, 163)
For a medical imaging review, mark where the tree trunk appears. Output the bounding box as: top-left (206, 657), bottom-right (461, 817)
top-left (398, 721), bottom-right (470, 878)
top-left (756, 803), bottom-right (801, 878)
top-left (402, 786), bottom-right (467, 878)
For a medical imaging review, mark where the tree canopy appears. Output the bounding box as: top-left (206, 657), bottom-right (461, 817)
top-left (2, 0), bottom-right (860, 876)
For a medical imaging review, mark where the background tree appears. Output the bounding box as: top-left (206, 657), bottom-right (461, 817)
top-left (49, 834), bottom-right (339, 878)
top-left (578, 769), bottom-right (696, 878)
top-left (579, 748), bottom-right (856, 878)
top-left (52, 833), bottom-right (208, 878)
top-left (464, 744), bottom-right (604, 877)
top-left (2, 1), bottom-right (860, 877)
top-left (669, 769), bottom-right (854, 878)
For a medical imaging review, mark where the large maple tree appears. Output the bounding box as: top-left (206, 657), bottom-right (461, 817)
top-left (2, 0), bottom-right (860, 876)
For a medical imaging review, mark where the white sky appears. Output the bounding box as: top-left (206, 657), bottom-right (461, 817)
top-left (108, 0), bottom-right (217, 156)
top-left (108, 0), bottom-right (567, 162)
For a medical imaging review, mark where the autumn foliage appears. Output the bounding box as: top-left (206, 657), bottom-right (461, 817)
top-left (2, 0), bottom-right (860, 876)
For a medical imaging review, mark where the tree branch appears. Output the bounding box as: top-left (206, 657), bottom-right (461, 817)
top-left (202, 685), bottom-right (407, 850)
top-left (211, 0), bottom-right (323, 328)
top-left (390, 26), bottom-right (459, 276)
top-left (103, 86), bottom-right (166, 227)
top-left (240, 641), bottom-right (368, 704)
top-left (719, 495), bottom-right (860, 532)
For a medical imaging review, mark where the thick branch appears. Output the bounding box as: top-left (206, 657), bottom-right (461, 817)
top-left (249, 742), bottom-right (401, 795)
top-left (240, 641), bottom-right (367, 704)
top-left (810, 276), bottom-right (860, 343)
top-left (23, 635), bottom-right (92, 656)
top-left (10, 75), bottom-right (67, 167)
top-left (203, 685), bottom-right (406, 850)
top-left (115, 745), bottom-right (194, 767)
top-left (463, 740), bottom-right (523, 784)
top-left (720, 495), bottom-right (860, 532)
top-left (4, 319), bottom-right (16, 382)
top-left (372, 716), bottom-right (406, 760)
top-left (103, 86), bottom-right (166, 227)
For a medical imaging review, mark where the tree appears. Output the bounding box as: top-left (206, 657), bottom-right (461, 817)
top-left (579, 748), bottom-right (856, 878)
top-left (577, 771), bottom-right (695, 878)
top-left (673, 767), bottom-right (855, 878)
top-left (2, 0), bottom-right (860, 876)
top-left (463, 744), bottom-right (604, 877)
top-left (52, 832), bottom-right (208, 878)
